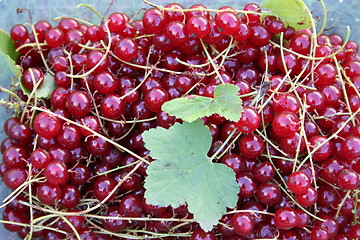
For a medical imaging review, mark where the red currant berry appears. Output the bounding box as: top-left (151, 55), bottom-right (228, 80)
top-left (44, 160), bottom-right (69, 185)
top-left (37, 182), bottom-right (61, 205)
top-left (274, 207), bottom-right (299, 230)
top-left (230, 212), bottom-right (254, 236)
top-left (287, 171), bottom-right (311, 194)
top-left (272, 111), bottom-right (300, 137)
top-left (234, 107), bottom-right (261, 133)
top-left (66, 90), bottom-right (91, 117)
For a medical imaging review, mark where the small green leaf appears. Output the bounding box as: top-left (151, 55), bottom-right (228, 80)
top-left (261, 0), bottom-right (312, 30)
top-left (143, 120), bottom-right (239, 231)
top-left (0, 29), bottom-right (21, 77)
top-left (0, 29), bottom-right (20, 62)
top-left (20, 74), bottom-right (56, 99)
top-left (0, 52), bottom-right (21, 77)
top-left (162, 83), bottom-right (243, 122)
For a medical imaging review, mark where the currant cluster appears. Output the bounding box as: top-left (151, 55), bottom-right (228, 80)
top-left (1, 1), bottom-right (360, 240)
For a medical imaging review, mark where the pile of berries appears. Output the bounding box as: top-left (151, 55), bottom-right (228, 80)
top-left (1, 1), bottom-right (360, 240)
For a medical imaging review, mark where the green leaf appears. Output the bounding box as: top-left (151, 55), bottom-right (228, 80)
top-left (0, 52), bottom-right (21, 77)
top-left (0, 29), bottom-right (20, 62)
top-left (162, 83), bottom-right (243, 122)
top-left (20, 74), bottom-right (56, 99)
top-left (261, 0), bottom-right (312, 30)
top-left (143, 120), bottom-right (239, 231)
top-left (0, 29), bottom-right (21, 76)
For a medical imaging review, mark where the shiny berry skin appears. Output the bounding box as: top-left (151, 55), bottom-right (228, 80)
top-left (348, 224), bottom-right (360, 240)
top-left (142, 8), bottom-right (167, 34)
top-left (186, 16), bottom-right (210, 38)
top-left (272, 111), bottom-right (300, 137)
top-left (37, 182), bottom-right (61, 205)
top-left (119, 194), bottom-right (143, 217)
top-left (234, 107), bottom-right (261, 133)
top-left (272, 93), bottom-right (300, 114)
top-left (60, 184), bottom-right (80, 209)
top-left (144, 87), bottom-right (169, 112)
top-left (253, 161), bottom-right (275, 183)
top-left (103, 206), bottom-right (129, 232)
top-left (52, 55), bottom-right (68, 71)
top-left (51, 87), bottom-right (70, 109)
top-left (64, 29), bottom-right (85, 52)
top-left (58, 17), bottom-right (79, 33)
top-left (320, 158), bottom-right (344, 184)
top-left (33, 112), bottom-right (62, 139)
top-left (78, 228), bottom-right (97, 240)
top-left (341, 135), bottom-right (360, 160)
top-left (230, 212), bottom-right (254, 236)
top-left (256, 182), bottom-right (281, 205)
top-left (221, 153), bottom-right (245, 176)
top-left (4, 117), bottom-right (20, 136)
top-left (100, 94), bottom-right (125, 119)
top-left (304, 90), bottom-right (326, 113)
top-left (314, 215), bottom-right (339, 238)
top-left (268, 19), bottom-right (285, 34)
top-left (34, 21), bottom-right (51, 42)
top-left (94, 71), bottom-right (117, 94)
top-left (308, 135), bottom-right (333, 162)
top-left (48, 147), bottom-right (71, 163)
top-left (249, 24), bottom-right (270, 47)
top-left (56, 125), bottom-right (81, 150)
top-left (85, 136), bottom-right (112, 156)
top-left (165, 21), bottom-right (189, 47)
top-left (79, 115), bottom-right (100, 137)
top-left (215, 11), bottom-right (240, 36)
top-left (279, 132), bottom-right (305, 156)
top-left (287, 171), bottom-right (311, 194)
top-left (185, 4), bottom-right (211, 20)
top-left (2, 146), bottom-right (28, 169)
top-left (190, 228), bottom-right (217, 240)
top-left (277, 52), bottom-right (299, 74)
top-left (236, 65), bottom-right (260, 85)
top-left (8, 122), bottom-right (32, 145)
top-left (30, 149), bottom-right (51, 169)
top-left (106, 122), bottom-right (129, 137)
top-left (344, 60), bottom-right (360, 78)
top-left (1, 138), bottom-right (18, 154)
top-left (295, 209), bottom-right (310, 228)
top-left (87, 50), bottom-right (109, 73)
top-left (163, 3), bottom-right (185, 21)
top-left (274, 207), bottom-right (299, 230)
top-left (115, 38), bottom-right (138, 62)
top-left (10, 24), bottom-right (29, 42)
top-left (93, 176), bottom-right (117, 201)
top-left (311, 226), bottom-right (330, 240)
top-left (69, 164), bottom-right (90, 185)
top-left (45, 28), bottom-right (65, 48)
top-left (21, 67), bottom-right (44, 90)
top-left (314, 63), bottom-right (337, 86)
top-left (62, 211), bottom-right (85, 233)
top-left (66, 90), bottom-right (91, 117)
top-left (295, 186), bottom-right (318, 207)
top-left (337, 169), bottom-right (360, 190)
top-left (3, 169), bottom-right (27, 190)
top-left (3, 207), bottom-right (28, 232)
top-left (289, 33), bottom-right (311, 55)
top-left (108, 12), bottom-right (126, 33)
top-left (44, 160), bottom-right (69, 185)
top-left (243, 3), bottom-right (261, 23)
top-left (236, 172), bottom-right (257, 199)
top-left (239, 134), bottom-right (265, 158)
